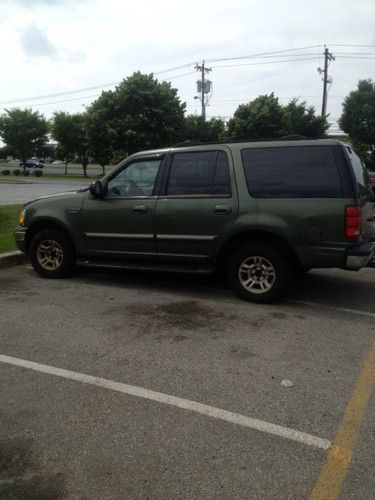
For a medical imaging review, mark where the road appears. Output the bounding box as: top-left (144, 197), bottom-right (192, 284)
top-left (0, 265), bottom-right (374, 499)
top-left (0, 180), bottom-right (89, 205)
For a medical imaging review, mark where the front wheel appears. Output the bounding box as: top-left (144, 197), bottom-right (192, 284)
top-left (228, 244), bottom-right (291, 303)
top-left (30, 229), bottom-right (75, 278)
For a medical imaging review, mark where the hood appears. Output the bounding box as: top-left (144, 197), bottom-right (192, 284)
top-left (24, 186), bottom-right (89, 207)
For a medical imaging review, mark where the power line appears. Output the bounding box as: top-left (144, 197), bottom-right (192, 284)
top-left (334, 52), bottom-right (375, 55)
top-left (0, 63), bottom-right (197, 105)
top-left (21, 94), bottom-right (101, 107)
top-left (154, 62), bottom-right (196, 74)
top-left (212, 95), bottom-right (345, 101)
top-left (2, 44), bottom-right (374, 109)
top-left (336, 56), bottom-right (375, 60)
top-left (206, 45), bottom-right (323, 63)
top-left (167, 71), bottom-right (197, 80)
top-left (0, 71), bottom-right (197, 110)
top-left (0, 82), bottom-right (120, 105)
top-left (211, 57), bottom-right (321, 69)
top-left (330, 44), bottom-right (375, 48)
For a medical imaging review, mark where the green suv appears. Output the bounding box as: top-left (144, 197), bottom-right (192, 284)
top-left (14, 138), bottom-right (375, 302)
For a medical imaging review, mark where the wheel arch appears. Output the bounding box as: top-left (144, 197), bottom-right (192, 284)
top-left (25, 219), bottom-right (76, 254)
top-left (216, 230), bottom-right (302, 271)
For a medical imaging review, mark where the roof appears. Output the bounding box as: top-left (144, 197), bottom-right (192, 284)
top-left (129, 137), bottom-right (346, 158)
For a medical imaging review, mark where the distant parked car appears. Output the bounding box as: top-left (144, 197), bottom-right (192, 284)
top-left (52, 160), bottom-right (65, 164)
top-left (19, 159), bottom-right (45, 169)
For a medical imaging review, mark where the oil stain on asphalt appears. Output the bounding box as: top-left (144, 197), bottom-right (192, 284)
top-left (0, 438), bottom-right (65, 499)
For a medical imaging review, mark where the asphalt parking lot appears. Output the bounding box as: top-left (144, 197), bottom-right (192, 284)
top-left (0, 265), bottom-right (374, 499)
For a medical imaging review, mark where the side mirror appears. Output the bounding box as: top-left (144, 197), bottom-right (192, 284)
top-left (89, 180), bottom-right (105, 198)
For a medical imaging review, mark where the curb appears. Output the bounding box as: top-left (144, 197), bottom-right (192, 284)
top-left (0, 251), bottom-right (27, 269)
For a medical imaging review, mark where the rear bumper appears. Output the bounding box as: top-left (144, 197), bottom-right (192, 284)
top-left (344, 239), bottom-right (375, 270)
top-left (14, 227), bottom-right (27, 253)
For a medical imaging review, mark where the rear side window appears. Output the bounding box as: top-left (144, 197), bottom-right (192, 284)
top-left (241, 146), bottom-right (343, 198)
top-left (347, 149), bottom-right (372, 198)
top-left (167, 150), bottom-right (231, 196)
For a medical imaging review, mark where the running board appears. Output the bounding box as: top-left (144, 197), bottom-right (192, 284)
top-left (76, 258), bottom-right (215, 275)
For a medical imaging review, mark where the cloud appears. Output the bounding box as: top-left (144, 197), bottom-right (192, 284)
top-left (62, 49), bottom-right (86, 62)
top-left (20, 24), bottom-right (59, 58)
top-left (15, 0), bottom-right (85, 6)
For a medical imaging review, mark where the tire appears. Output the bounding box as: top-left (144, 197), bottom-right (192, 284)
top-left (228, 243), bottom-right (291, 303)
top-left (30, 229), bottom-right (75, 278)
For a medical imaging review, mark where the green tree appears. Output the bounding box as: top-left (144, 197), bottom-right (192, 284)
top-left (0, 144), bottom-right (15, 159)
top-left (183, 115), bottom-right (226, 142)
top-left (51, 112), bottom-right (90, 176)
top-left (74, 114), bottom-right (90, 177)
top-left (339, 80), bottom-right (375, 168)
top-left (85, 110), bottom-right (114, 175)
top-left (339, 80), bottom-right (375, 147)
top-left (227, 94), bottom-right (290, 140)
top-left (285, 99), bottom-right (329, 137)
top-left (37, 142), bottom-right (56, 161)
top-left (89, 72), bottom-right (186, 156)
top-left (0, 108), bottom-right (48, 172)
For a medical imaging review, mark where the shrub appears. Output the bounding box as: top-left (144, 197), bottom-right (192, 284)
top-left (23, 170), bottom-right (30, 176)
top-left (13, 169), bottom-right (21, 176)
top-left (1, 169), bottom-right (11, 175)
top-left (34, 169), bottom-right (43, 177)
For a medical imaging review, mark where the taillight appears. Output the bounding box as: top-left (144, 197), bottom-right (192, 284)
top-left (345, 206), bottom-right (361, 238)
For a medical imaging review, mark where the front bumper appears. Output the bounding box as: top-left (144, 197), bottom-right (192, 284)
top-left (14, 227), bottom-right (27, 253)
top-left (344, 239), bottom-right (375, 270)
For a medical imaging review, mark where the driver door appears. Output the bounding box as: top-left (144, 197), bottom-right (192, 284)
top-left (81, 156), bottom-right (163, 259)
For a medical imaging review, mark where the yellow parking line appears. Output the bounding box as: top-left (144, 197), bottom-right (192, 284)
top-left (309, 340), bottom-right (375, 500)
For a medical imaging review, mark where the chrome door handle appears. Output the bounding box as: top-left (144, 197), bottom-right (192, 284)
top-left (213, 205), bottom-right (232, 214)
top-left (132, 205), bottom-right (148, 214)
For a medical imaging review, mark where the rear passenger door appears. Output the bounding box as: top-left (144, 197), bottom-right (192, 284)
top-left (155, 148), bottom-right (237, 262)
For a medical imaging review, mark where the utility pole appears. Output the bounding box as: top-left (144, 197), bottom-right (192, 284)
top-left (318, 47), bottom-right (335, 117)
top-left (194, 61), bottom-right (212, 121)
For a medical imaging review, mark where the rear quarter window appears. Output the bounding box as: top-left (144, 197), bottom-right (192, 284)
top-left (241, 146), bottom-right (344, 198)
top-left (347, 148), bottom-right (372, 198)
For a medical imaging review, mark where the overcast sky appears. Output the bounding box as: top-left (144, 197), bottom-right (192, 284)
top-left (0, 0), bottom-right (374, 134)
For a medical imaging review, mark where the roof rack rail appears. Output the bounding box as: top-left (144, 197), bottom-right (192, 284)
top-left (279, 134), bottom-right (308, 140)
top-left (172, 136), bottom-right (320, 148)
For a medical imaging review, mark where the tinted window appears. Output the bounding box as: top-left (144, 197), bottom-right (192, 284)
top-left (214, 151), bottom-right (231, 195)
top-left (107, 159), bottom-right (161, 197)
top-left (348, 149), bottom-right (372, 198)
top-left (167, 151), bottom-right (230, 196)
top-left (241, 146), bottom-right (343, 198)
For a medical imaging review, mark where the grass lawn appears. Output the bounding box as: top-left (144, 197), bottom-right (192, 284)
top-left (0, 174), bottom-right (98, 183)
top-left (0, 204), bottom-right (22, 253)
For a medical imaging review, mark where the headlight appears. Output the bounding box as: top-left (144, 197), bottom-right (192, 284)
top-left (19, 209), bottom-right (26, 226)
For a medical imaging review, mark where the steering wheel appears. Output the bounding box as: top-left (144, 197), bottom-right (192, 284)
top-left (124, 179), bottom-right (144, 196)
top-left (108, 180), bottom-right (144, 196)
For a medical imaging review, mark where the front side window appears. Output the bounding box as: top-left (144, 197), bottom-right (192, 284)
top-left (107, 158), bottom-right (162, 197)
top-left (167, 150), bottom-right (231, 196)
top-left (241, 146), bottom-right (343, 198)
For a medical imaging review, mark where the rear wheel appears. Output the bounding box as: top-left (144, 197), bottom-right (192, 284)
top-left (228, 243), bottom-right (291, 303)
top-left (30, 229), bottom-right (75, 278)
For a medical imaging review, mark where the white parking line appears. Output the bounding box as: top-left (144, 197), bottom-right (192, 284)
top-left (0, 353), bottom-right (331, 451)
top-left (289, 300), bottom-right (375, 319)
